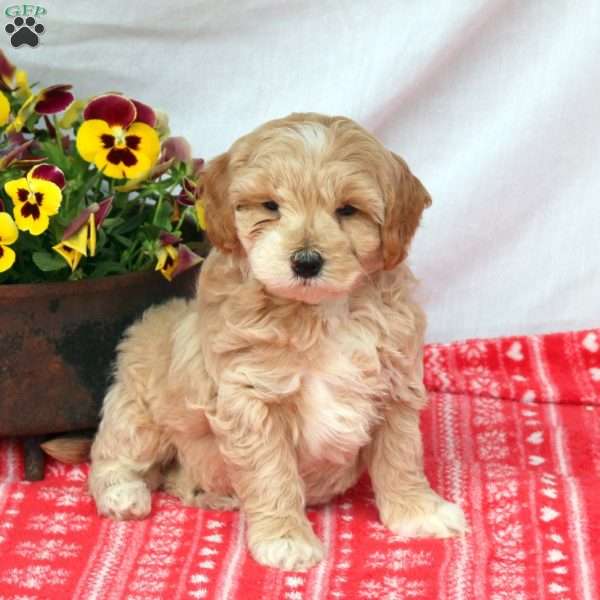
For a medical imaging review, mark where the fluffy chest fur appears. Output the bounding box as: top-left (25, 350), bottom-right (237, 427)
top-left (199, 254), bottom-right (426, 466)
top-left (294, 299), bottom-right (387, 464)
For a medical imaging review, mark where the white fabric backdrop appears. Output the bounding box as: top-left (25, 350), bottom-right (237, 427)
top-left (6, 0), bottom-right (600, 342)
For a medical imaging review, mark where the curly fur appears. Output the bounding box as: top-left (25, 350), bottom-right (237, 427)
top-left (89, 113), bottom-right (466, 571)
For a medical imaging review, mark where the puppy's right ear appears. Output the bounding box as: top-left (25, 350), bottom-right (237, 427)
top-left (201, 153), bottom-right (240, 253)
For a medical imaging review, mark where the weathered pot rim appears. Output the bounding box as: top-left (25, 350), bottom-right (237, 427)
top-left (0, 268), bottom-right (197, 300)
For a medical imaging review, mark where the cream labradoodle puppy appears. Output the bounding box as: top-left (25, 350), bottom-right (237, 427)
top-left (89, 113), bottom-right (466, 570)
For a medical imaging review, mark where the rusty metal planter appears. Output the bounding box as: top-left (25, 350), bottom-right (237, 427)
top-left (0, 266), bottom-right (200, 479)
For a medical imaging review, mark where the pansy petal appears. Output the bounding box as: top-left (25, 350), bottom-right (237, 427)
top-left (155, 246), bottom-right (168, 271)
top-left (94, 150), bottom-right (128, 179)
top-left (155, 245), bottom-right (178, 281)
top-left (88, 214), bottom-right (97, 256)
top-left (0, 212), bottom-right (19, 245)
top-left (53, 242), bottom-right (82, 272)
top-left (0, 92), bottom-right (9, 127)
top-left (28, 179), bottom-right (62, 216)
top-left (120, 151), bottom-right (153, 180)
top-left (171, 244), bottom-right (203, 279)
top-left (4, 178), bottom-right (29, 205)
top-left (159, 231), bottom-right (182, 246)
top-left (95, 197), bottom-right (113, 228)
top-left (14, 69), bottom-right (30, 100)
top-left (63, 206), bottom-right (93, 240)
top-left (7, 131), bottom-right (27, 145)
top-left (0, 51), bottom-right (15, 86)
top-left (62, 222), bottom-right (89, 256)
top-left (29, 163), bottom-right (66, 190)
top-left (0, 51), bottom-right (14, 79)
top-left (14, 203), bottom-right (49, 236)
top-left (84, 94), bottom-right (136, 128)
top-left (131, 99), bottom-right (156, 127)
top-left (76, 119), bottom-right (113, 162)
top-left (58, 99), bottom-right (86, 129)
top-left (161, 136), bottom-right (192, 164)
top-left (0, 245), bottom-right (16, 273)
top-left (177, 191), bottom-right (195, 207)
top-left (35, 85), bottom-right (74, 115)
top-left (0, 139), bottom-right (34, 169)
top-left (96, 147), bottom-right (151, 180)
top-left (126, 122), bottom-right (160, 163)
top-left (91, 120), bottom-right (159, 180)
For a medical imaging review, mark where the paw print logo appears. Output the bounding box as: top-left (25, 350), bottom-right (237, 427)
top-left (5, 16), bottom-right (45, 48)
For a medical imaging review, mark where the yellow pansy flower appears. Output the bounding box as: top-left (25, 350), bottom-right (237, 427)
top-left (52, 198), bottom-right (112, 271)
top-left (0, 212), bottom-right (18, 273)
top-left (5, 84), bottom-right (74, 134)
top-left (4, 164), bottom-right (65, 236)
top-left (52, 213), bottom-right (96, 271)
top-left (52, 243), bottom-right (83, 272)
top-left (155, 233), bottom-right (202, 281)
top-left (155, 244), bottom-right (179, 281)
top-left (76, 94), bottom-right (160, 180)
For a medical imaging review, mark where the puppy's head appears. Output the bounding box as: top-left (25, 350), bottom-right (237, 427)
top-left (201, 113), bottom-right (431, 304)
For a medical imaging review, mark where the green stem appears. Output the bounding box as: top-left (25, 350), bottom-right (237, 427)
top-left (79, 167), bottom-right (103, 203)
top-left (175, 207), bottom-right (188, 232)
top-left (52, 115), bottom-right (64, 159)
top-left (152, 196), bottom-right (163, 226)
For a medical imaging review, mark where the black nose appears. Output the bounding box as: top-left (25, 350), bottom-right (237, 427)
top-left (291, 249), bottom-right (323, 279)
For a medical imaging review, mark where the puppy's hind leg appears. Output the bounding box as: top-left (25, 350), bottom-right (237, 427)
top-left (163, 434), bottom-right (240, 511)
top-left (89, 382), bottom-right (170, 520)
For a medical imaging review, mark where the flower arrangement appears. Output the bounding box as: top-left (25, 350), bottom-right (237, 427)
top-left (0, 50), bottom-right (205, 284)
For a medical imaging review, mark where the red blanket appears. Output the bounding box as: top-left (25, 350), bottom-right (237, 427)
top-left (1, 329), bottom-right (599, 599)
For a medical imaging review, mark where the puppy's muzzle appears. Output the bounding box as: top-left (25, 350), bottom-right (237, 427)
top-left (291, 248), bottom-right (323, 279)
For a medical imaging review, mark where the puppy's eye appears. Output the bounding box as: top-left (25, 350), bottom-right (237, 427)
top-left (263, 200), bottom-right (279, 211)
top-left (336, 204), bottom-right (358, 217)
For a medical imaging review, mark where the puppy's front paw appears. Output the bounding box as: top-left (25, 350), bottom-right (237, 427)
top-left (96, 481), bottom-right (151, 520)
top-left (380, 492), bottom-right (467, 539)
top-left (250, 526), bottom-right (324, 571)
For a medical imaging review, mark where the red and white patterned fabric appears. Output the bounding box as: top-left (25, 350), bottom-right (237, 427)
top-left (1, 328), bottom-right (599, 599)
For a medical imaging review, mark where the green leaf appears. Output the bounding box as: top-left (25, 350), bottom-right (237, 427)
top-left (111, 233), bottom-right (134, 248)
top-left (140, 223), bottom-right (162, 239)
top-left (91, 261), bottom-right (129, 278)
top-left (113, 211), bottom-right (148, 235)
top-left (153, 200), bottom-right (172, 229)
top-left (101, 217), bottom-right (125, 232)
top-left (32, 251), bottom-right (68, 272)
top-left (39, 140), bottom-right (68, 171)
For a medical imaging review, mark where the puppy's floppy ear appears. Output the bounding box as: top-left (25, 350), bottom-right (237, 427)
top-left (201, 152), bottom-right (240, 253)
top-left (381, 152), bottom-right (432, 270)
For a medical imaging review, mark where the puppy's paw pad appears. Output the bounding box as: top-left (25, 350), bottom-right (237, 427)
top-left (382, 495), bottom-right (467, 539)
top-left (97, 481), bottom-right (151, 520)
top-left (251, 529), bottom-right (324, 571)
